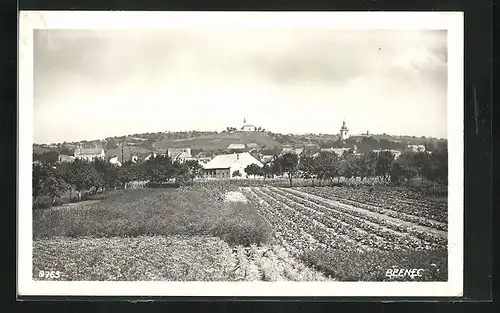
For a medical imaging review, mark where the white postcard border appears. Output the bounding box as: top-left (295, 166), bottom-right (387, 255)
top-left (18, 11), bottom-right (464, 297)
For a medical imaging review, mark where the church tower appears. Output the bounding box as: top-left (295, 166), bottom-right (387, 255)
top-left (340, 120), bottom-right (349, 141)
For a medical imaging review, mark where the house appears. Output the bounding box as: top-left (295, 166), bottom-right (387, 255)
top-left (57, 154), bottom-right (75, 163)
top-left (167, 148), bottom-right (194, 163)
top-left (107, 156), bottom-right (122, 167)
top-left (281, 147), bottom-right (304, 156)
top-left (373, 149), bottom-right (402, 159)
top-left (197, 157), bottom-right (212, 165)
top-left (203, 152), bottom-right (263, 179)
top-left (407, 144), bottom-right (426, 153)
top-left (74, 147), bottom-right (105, 161)
top-left (143, 151), bottom-right (167, 162)
top-left (227, 143), bottom-right (246, 151)
top-left (261, 155), bottom-right (275, 163)
top-left (105, 145), bottom-right (139, 163)
top-left (314, 147), bottom-right (351, 158)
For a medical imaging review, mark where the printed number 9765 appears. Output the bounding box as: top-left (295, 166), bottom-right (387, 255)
top-left (39, 270), bottom-right (61, 279)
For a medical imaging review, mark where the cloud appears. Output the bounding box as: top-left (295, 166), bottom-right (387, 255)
top-left (33, 29), bottom-right (448, 143)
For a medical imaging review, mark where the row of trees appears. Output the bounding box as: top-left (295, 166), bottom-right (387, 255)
top-left (33, 156), bottom-right (204, 207)
top-left (240, 148), bottom-right (448, 187)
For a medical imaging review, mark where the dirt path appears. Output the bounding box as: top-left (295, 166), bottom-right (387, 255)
top-left (282, 187), bottom-right (447, 240)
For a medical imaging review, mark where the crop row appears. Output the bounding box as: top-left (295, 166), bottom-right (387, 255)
top-left (243, 189), bottom-right (321, 254)
top-left (264, 187), bottom-right (438, 250)
top-left (258, 188), bottom-right (375, 251)
top-left (298, 187), bottom-right (447, 230)
top-left (299, 187), bottom-right (447, 223)
top-left (276, 188), bottom-right (447, 248)
top-left (257, 188), bottom-right (400, 251)
top-left (252, 188), bottom-right (374, 252)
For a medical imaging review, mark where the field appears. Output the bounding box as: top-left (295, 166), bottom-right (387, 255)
top-left (33, 182), bottom-right (447, 281)
top-left (153, 132), bottom-right (282, 150)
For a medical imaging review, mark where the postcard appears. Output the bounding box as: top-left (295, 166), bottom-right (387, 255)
top-left (18, 11), bottom-right (463, 297)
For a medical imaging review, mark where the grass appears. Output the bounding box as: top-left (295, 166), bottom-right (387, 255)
top-left (300, 247), bottom-right (447, 281)
top-left (33, 185), bottom-right (273, 246)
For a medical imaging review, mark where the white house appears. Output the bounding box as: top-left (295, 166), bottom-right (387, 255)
top-left (203, 152), bottom-right (263, 179)
top-left (74, 147), bottom-right (105, 161)
top-left (167, 148), bottom-right (194, 163)
top-left (407, 144), bottom-right (426, 153)
top-left (57, 154), bottom-right (76, 163)
top-left (373, 149), bottom-right (402, 160)
top-left (108, 156), bottom-right (123, 167)
top-left (315, 147), bottom-right (350, 157)
top-left (261, 155), bottom-right (275, 163)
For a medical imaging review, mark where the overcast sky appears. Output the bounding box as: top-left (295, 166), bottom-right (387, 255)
top-left (34, 29), bottom-right (447, 144)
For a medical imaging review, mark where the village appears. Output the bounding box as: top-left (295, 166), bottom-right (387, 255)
top-left (36, 118), bottom-right (430, 181)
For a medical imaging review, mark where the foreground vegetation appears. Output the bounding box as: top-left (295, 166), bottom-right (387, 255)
top-left (33, 180), bottom-right (447, 282)
top-left (34, 185), bottom-right (272, 246)
top-left (33, 236), bottom-right (329, 281)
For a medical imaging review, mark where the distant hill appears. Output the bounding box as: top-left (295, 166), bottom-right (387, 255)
top-left (154, 132), bottom-right (282, 150)
top-left (34, 129), bottom-right (446, 156)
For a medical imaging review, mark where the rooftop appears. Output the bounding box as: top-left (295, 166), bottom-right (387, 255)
top-left (78, 148), bottom-right (103, 156)
top-left (204, 152), bottom-right (262, 170)
top-left (227, 143), bottom-right (246, 150)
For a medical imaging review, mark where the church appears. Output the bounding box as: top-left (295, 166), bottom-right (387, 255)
top-left (241, 118), bottom-right (258, 132)
top-left (340, 120), bottom-right (349, 141)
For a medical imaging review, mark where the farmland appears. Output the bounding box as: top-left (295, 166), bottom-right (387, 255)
top-left (154, 132), bottom-right (282, 150)
top-left (33, 182), bottom-right (447, 282)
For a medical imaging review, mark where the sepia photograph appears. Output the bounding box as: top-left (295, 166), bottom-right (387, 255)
top-left (18, 11), bottom-right (464, 297)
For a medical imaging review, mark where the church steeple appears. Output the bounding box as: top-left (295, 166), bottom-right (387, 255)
top-left (340, 119), bottom-right (349, 140)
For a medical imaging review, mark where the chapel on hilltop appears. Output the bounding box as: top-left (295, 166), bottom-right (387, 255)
top-left (241, 118), bottom-right (258, 132)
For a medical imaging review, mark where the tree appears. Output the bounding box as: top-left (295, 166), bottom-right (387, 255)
top-left (359, 151), bottom-right (378, 180)
top-left (65, 159), bottom-right (96, 201)
top-left (280, 152), bottom-right (299, 187)
top-left (60, 145), bottom-right (74, 156)
top-left (392, 152), bottom-right (419, 183)
top-left (312, 151), bottom-right (339, 186)
top-left (270, 155), bottom-right (283, 177)
top-left (34, 151), bottom-right (59, 165)
top-left (298, 155), bottom-right (316, 185)
top-left (105, 140), bottom-right (118, 150)
top-left (143, 155), bottom-right (176, 185)
top-left (261, 163), bottom-right (273, 180)
top-left (339, 151), bottom-right (357, 181)
top-left (183, 160), bottom-right (204, 183)
top-left (118, 162), bottom-right (138, 189)
top-left (232, 170), bottom-right (242, 178)
top-left (32, 163), bottom-right (45, 209)
top-left (376, 151), bottom-right (395, 181)
top-left (93, 158), bottom-right (120, 192)
top-left (41, 166), bottom-right (70, 204)
top-left (244, 163), bottom-right (263, 179)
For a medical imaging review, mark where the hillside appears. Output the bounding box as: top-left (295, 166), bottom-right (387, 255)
top-left (153, 132), bottom-right (283, 150)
